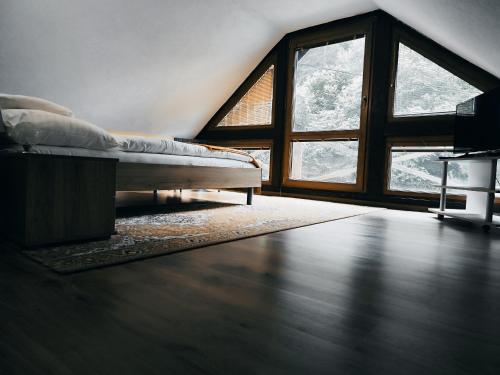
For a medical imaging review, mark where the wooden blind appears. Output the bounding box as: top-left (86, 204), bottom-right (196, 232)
top-left (217, 65), bottom-right (274, 127)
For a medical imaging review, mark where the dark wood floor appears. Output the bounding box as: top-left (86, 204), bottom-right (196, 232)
top-left (1, 191), bottom-right (500, 375)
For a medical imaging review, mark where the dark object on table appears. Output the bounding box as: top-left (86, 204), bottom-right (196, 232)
top-left (455, 86), bottom-right (500, 154)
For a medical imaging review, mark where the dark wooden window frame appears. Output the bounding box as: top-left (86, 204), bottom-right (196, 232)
top-left (204, 53), bottom-right (278, 132)
top-left (282, 18), bottom-right (374, 193)
top-left (197, 10), bottom-right (500, 209)
top-left (383, 23), bottom-right (500, 203)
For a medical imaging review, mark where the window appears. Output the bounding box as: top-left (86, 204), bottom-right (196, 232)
top-left (217, 65), bottom-right (274, 127)
top-left (385, 29), bottom-right (495, 201)
top-left (198, 15), bottom-right (499, 205)
top-left (290, 141), bottom-right (358, 183)
top-left (284, 30), bottom-right (369, 192)
top-left (293, 38), bottom-right (365, 131)
top-left (388, 145), bottom-right (500, 199)
top-left (388, 146), bottom-right (468, 194)
top-left (217, 141), bottom-right (273, 182)
top-left (233, 147), bottom-right (271, 181)
top-left (393, 43), bottom-right (482, 117)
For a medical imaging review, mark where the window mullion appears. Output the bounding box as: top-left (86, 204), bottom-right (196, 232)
top-left (290, 130), bottom-right (360, 141)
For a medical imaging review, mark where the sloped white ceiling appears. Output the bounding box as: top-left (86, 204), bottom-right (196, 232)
top-left (374, 0), bottom-right (500, 80)
top-left (1, 0), bottom-right (499, 138)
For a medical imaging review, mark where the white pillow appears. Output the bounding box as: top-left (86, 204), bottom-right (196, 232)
top-left (116, 135), bottom-right (252, 163)
top-left (0, 94), bottom-right (73, 117)
top-left (1, 109), bottom-right (118, 150)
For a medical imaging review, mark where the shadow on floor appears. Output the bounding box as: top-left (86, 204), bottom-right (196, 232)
top-left (116, 197), bottom-right (239, 219)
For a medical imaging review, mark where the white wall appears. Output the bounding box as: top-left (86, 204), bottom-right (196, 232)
top-left (374, 0), bottom-right (500, 79)
top-left (0, 0), bottom-right (375, 137)
top-left (1, 0), bottom-right (498, 138)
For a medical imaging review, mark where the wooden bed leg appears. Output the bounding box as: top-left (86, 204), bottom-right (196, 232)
top-left (246, 188), bottom-right (253, 205)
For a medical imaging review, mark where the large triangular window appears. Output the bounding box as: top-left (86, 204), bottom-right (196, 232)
top-left (217, 65), bottom-right (274, 127)
top-left (393, 42), bottom-right (482, 116)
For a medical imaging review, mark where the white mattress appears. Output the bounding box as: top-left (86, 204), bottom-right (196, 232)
top-left (0, 145), bottom-right (256, 169)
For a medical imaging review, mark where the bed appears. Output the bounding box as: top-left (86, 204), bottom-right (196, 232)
top-left (0, 98), bottom-right (261, 247)
top-left (0, 143), bottom-right (261, 247)
top-left (0, 143), bottom-right (262, 202)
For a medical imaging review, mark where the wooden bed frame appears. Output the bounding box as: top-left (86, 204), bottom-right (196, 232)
top-left (116, 162), bottom-right (260, 205)
top-left (1, 153), bottom-right (261, 247)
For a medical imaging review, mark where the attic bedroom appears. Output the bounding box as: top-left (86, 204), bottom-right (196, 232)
top-left (1, 1), bottom-right (500, 374)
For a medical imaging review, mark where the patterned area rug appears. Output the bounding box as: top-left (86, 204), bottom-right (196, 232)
top-left (22, 195), bottom-right (382, 273)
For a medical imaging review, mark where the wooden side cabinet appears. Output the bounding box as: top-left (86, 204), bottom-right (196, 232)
top-left (1, 153), bottom-right (117, 247)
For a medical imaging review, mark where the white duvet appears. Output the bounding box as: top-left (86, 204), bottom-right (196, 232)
top-left (0, 144), bottom-right (255, 169)
top-left (114, 135), bottom-right (253, 164)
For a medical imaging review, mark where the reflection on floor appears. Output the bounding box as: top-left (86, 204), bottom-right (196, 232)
top-left (1, 190), bottom-right (499, 375)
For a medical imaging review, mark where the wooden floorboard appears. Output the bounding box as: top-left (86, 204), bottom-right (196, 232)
top-left (1, 191), bottom-right (499, 375)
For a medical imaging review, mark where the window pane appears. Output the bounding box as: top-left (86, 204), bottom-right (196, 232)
top-left (290, 141), bottom-right (358, 183)
top-left (234, 148), bottom-right (271, 181)
top-left (217, 65), bottom-right (274, 127)
top-left (389, 146), bottom-right (469, 193)
top-left (394, 43), bottom-right (482, 116)
top-left (292, 37), bottom-right (365, 132)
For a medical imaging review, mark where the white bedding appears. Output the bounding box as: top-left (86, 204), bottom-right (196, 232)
top-left (0, 100), bottom-right (254, 166)
top-left (0, 144), bottom-right (256, 169)
top-left (1, 109), bottom-right (118, 150)
top-left (115, 135), bottom-right (253, 164)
